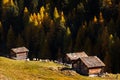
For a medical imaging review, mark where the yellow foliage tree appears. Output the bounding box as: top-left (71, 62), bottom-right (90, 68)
top-left (99, 12), bottom-right (104, 23)
top-left (54, 7), bottom-right (59, 19)
top-left (24, 7), bottom-right (28, 13)
top-left (2, 0), bottom-right (9, 5)
top-left (66, 27), bottom-right (71, 35)
top-left (34, 19), bottom-right (38, 26)
top-left (103, 0), bottom-right (112, 7)
top-left (8, 0), bottom-right (14, 6)
top-left (3, 0), bottom-right (15, 6)
top-left (93, 16), bottom-right (97, 23)
top-left (29, 14), bottom-right (33, 22)
top-left (33, 13), bottom-right (37, 20)
top-left (60, 11), bottom-right (65, 24)
top-left (40, 6), bottom-right (45, 20)
top-left (45, 12), bottom-right (49, 18)
top-left (109, 34), bottom-right (114, 44)
top-left (37, 13), bottom-right (41, 21)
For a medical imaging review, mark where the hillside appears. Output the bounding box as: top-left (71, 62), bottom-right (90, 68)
top-left (0, 57), bottom-right (119, 80)
top-left (0, 0), bottom-right (120, 73)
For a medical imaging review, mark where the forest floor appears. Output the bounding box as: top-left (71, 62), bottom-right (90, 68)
top-left (0, 57), bottom-right (119, 80)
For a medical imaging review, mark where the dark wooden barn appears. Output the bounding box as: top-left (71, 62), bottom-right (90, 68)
top-left (10, 47), bottom-right (29, 60)
top-left (72, 56), bottom-right (105, 76)
top-left (65, 51), bottom-right (105, 76)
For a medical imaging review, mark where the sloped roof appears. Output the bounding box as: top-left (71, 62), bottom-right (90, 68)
top-left (80, 56), bottom-right (105, 68)
top-left (11, 47), bottom-right (29, 54)
top-left (66, 52), bottom-right (88, 60)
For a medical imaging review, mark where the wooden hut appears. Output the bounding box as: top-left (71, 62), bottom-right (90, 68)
top-left (73, 56), bottom-right (105, 76)
top-left (10, 47), bottom-right (29, 60)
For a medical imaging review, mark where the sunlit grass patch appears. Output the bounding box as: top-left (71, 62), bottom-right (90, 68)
top-left (0, 57), bottom-right (119, 80)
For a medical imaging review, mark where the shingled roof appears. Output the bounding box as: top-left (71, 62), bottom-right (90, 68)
top-left (66, 52), bottom-right (88, 60)
top-left (11, 47), bottom-right (29, 54)
top-left (80, 56), bottom-right (105, 68)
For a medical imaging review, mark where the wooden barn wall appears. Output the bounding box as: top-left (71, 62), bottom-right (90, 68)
top-left (16, 52), bottom-right (27, 60)
top-left (89, 68), bottom-right (102, 74)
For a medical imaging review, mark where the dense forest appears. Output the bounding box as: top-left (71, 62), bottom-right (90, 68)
top-left (0, 0), bottom-right (120, 73)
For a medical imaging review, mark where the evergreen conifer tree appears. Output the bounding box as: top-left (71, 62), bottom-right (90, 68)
top-left (7, 26), bottom-right (16, 50)
top-left (63, 27), bottom-right (72, 53)
top-left (74, 24), bottom-right (86, 52)
top-left (23, 7), bottom-right (29, 26)
top-left (84, 37), bottom-right (92, 55)
top-left (16, 34), bottom-right (25, 47)
top-left (0, 21), bottom-right (3, 45)
top-left (104, 52), bottom-right (112, 72)
top-left (18, 0), bottom-right (24, 15)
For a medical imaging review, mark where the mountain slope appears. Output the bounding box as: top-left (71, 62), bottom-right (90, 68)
top-left (0, 57), bottom-right (119, 80)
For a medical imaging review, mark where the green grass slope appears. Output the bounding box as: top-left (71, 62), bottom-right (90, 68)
top-left (0, 57), bottom-right (119, 80)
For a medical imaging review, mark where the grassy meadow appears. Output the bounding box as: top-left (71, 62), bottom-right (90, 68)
top-left (0, 57), bottom-right (119, 80)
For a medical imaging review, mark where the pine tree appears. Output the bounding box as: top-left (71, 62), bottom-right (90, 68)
top-left (0, 21), bottom-right (3, 45)
top-left (116, 2), bottom-right (120, 38)
top-left (16, 34), bottom-right (25, 47)
top-left (18, 0), bottom-right (24, 14)
top-left (23, 7), bottom-right (29, 26)
top-left (110, 37), bottom-right (120, 73)
top-left (45, 3), bottom-right (50, 15)
top-left (84, 37), bottom-right (92, 55)
top-left (32, 24), bottom-right (45, 59)
top-left (2, 0), bottom-right (19, 20)
top-left (104, 52), bottom-right (111, 72)
top-left (0, 0), bottom-right (2, 18)
top-left (47, 20), bottom-right (59, 59)
top-left (101, 27), bottom-right (109, 49)
top-left (63, 27), bottom-right (72, 53)
top-left (35, 21), bottom-right (51, 59)
top-left (38, 26), bottom-right (45, 59)
top-left (97, 26), bottom-right (109, 60)
top-left (30, 0), bottom-right (39, 13)
top-left (24, 21), bottom-right (38, 60)
top-left (43, 12), bottom-right (51, 34)
top-left (7, 26), bottom-right (16, 50)
top-left (0, 21), bottom-right (3, 36)
top-left (41, 37), bottom-right (51, 59)
top-left (107, 19), bottom-right (116, 34)
top-left (74, 24), bottom-right (86, 52)
top-left (24, 22), bottom-right (34, 48)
